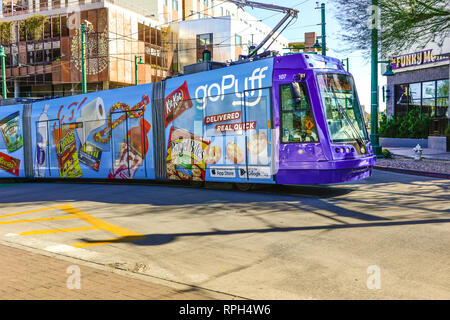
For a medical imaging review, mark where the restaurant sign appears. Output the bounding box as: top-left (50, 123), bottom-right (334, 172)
top-left (390, 49), bottom-right (449, 70)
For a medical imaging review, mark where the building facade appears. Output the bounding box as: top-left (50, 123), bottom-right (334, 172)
top-left (385, 48), bottom-right (449, 137)
top-left (0, 0), bottom-right (177, 98)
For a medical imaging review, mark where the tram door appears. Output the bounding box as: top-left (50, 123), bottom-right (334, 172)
top-left (35, 119), bottom-right (52, 177)
top-left (278, 83), bottom-right (322, 165)
top-left (242, 87), bottom-right (274, 181)
top-left (110, 110), bottom-right (147, 179)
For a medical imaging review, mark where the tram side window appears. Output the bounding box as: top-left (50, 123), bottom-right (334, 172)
top-left (280, 83), bottom-right (319, 143)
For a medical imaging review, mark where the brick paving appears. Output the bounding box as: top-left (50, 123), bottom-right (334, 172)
top-left (0, 244), bottom-right (217, 300)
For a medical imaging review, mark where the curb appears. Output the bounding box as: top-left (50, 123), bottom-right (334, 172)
top-left (374, 166), bottom-right (450, 179)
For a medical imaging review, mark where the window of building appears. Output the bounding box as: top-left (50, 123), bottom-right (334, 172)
top-left (204, 0), bottom-right (208, 6)
top-left (235, 34), bottom-right (242, 47)
top-left (173, 0), bottom-right (178, 11)
top-left (196, 33), bottom-right (213, 61)
top-left (394, 80), bottom-right (449, 118)
top-left (436, 79), bottom-right (449, 117)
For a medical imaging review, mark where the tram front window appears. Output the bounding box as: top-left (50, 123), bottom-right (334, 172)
top-left (280, 83), bottom-right (319, 144)
top-left (317, 73), bottom-right (368, 143)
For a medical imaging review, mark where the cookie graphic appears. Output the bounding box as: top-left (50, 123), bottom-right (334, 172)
top-left (226, 142), bottom-right (244, 165)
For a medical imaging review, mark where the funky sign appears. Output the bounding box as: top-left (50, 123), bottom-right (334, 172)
top-left (390, 49), bottom-right (449, 70)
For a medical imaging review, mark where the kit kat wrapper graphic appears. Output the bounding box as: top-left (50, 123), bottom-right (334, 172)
top-left (0, 152), bottom-right (20, 176)
top-left (166, 127), bottom-right (210, 181)
top-left (164, 81), bottom-right (194, 128)
top-left (52, 128), bottom-right (83, 178)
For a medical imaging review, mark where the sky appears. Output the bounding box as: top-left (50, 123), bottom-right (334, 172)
top-left (240, 0), bottom-right (387, 113)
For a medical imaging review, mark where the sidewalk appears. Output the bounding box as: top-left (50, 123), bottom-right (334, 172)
top-left (0, 242), bottom-right (224, 300)
top-left (374, 147), bottom-right (450, 178)
top-left (386, 147), bottom-right (450, 161)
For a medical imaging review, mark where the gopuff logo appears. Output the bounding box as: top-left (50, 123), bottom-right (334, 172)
top-left (195, 67), bottom-right (269, 110)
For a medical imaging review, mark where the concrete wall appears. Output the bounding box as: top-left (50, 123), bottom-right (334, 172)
top-left (380, 137), bottom-right (428, 148)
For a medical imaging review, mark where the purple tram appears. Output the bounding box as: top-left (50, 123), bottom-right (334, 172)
top-left (0, 52), bottom-right (375, 186)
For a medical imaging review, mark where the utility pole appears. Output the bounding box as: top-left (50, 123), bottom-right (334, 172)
top-left (370, 0), bottom-right (382, 157)
top-left (320, 3), bottom-right (326, 56)
top-left (342, 58), bottom-right (349, 72)
top-left (0, 46), bottom-right (7, 99)
top-left (134, 56), bottom-right (144, 86)
top-left (81, 23), bottom-right (87, 94)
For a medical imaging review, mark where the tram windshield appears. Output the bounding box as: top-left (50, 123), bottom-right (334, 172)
top-left (317, 73), bottom-right (368, 143)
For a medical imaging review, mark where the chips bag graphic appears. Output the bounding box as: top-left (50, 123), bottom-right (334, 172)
top-left (166, 127), bottom-right (209, 181)
top-left (52, 128), bottom-right (83, 178)
top-left (0, 152), bottom-right (20, 176)
top-left (0, 111), bottom-right (23, 153)
top-left (164, 81), bottom-right (194, 128)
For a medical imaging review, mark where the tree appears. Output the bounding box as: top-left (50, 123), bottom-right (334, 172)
top-left (331, 0), bottom-right (450, 56)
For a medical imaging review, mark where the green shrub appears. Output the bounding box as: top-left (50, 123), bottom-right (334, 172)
top-left (379, 109), bottom-right (430, 139)
top-left (382, 149), bottom-right (392, 158)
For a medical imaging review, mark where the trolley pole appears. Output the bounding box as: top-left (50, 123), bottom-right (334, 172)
top-left (81, 23), bottom-right (87, 94)
top-left (0, 46), bottom-right (7, 99)
top-left (370, 0), bottom-right (383, 157)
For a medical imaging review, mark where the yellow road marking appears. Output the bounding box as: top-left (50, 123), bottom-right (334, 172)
top-left (0, 206), bottom-right (67, 219)
top-left (59, 205), bottom-right (143, 238)
top-left (0, 216), bottom-right (78, 225)
top-left (0, 204), bottom-right (144, 248)
top-left (20, 226), bottom-right (99, 236)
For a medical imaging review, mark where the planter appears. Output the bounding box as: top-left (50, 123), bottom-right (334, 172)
top-left (428, 136), bottom-right (447, 152)
top-left (379, 137), bottom-right (428, 148)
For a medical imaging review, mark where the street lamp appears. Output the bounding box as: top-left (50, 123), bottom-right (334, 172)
top-left (0, 46), bottom-right (7, 99)
top-left (382, 62), bottom-right (395, 77)
top-left (135, 56), bottom-right (144, 86)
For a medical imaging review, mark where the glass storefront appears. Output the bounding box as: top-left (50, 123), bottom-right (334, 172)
top-left (394, 79), bottom-right (449, 118)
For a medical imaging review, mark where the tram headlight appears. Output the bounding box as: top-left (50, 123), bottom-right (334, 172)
top-left (361, 146), bottom-right (366, 154)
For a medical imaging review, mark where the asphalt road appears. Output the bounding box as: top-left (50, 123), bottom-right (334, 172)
top-left (0, 170), bottom-right (449, 299)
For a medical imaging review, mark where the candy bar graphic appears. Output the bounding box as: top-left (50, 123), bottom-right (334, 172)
top-left (94, 95), bottom-right (150, 144)
top-left (164, 81), bottom-right (193, 127)
top-left (108, 118), bottom-right (151, 180)
top-left (0, 152), bottom-right (20, 176)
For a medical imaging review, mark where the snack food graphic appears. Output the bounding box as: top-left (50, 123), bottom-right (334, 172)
top-left (52, 128), bottom-right (83, 178)
top-left (164, 81), bottom-right (193, 127)
top-left (79, 142), bottom-right (103, 171)
top-left (94, 95), bottom-right (149, 144)
top-left (248, 132), bottom-right (269, 165)
top-left (0, 111), bottom-right (23, 153)
top-left (108, 118), bottom-right (151, 180)
top-left (248, 132), bottom-right (268, 155)
top-left (0, 152), bottom-right (20, 176)
top-left (226, 142), bottom-right (244, 165)
top-left (166, 127), bottom-right (209, 181)
top-left (204, 145), bottom-right (222, 164)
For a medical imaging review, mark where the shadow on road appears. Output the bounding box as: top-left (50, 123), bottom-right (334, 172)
top-left (76, 218), bottom-right (450, 247)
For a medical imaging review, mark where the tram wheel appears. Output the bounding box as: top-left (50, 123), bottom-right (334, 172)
top-left (190, 181), bottom-right (205, 188)
top-left (235, 183), bottom-right (253, 192)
